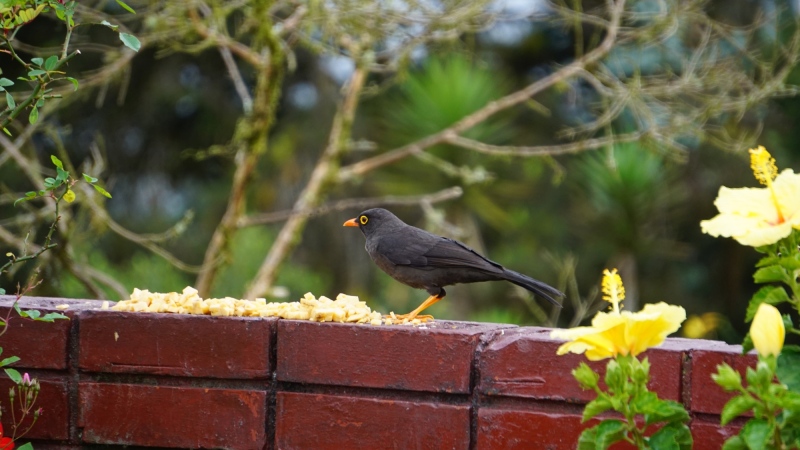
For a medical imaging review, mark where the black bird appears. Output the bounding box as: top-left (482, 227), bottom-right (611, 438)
top-left (343, 208), bottom-right (563, 320)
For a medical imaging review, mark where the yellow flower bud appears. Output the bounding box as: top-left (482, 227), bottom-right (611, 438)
top-left (751, 303), bottom-right (784, 357)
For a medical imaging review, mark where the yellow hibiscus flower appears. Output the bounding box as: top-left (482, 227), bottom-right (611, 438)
top-left (700, 147), bottom-right (800, 247)
top-left (550, 269), bottom-right (686, 361)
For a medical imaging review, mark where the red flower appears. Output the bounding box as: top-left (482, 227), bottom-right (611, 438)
top-left (0, 423), bottom-right (13, 450)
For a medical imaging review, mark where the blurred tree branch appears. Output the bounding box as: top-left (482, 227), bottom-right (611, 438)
top-left (336, 0), bottom-right (627, 181)
top-left (239, 186), bottom-right (463, 227)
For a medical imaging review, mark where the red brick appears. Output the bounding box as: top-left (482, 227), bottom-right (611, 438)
top-left (477, 406), bottom-right (590, 450)
top-left (0, 375), bottom-right (69, 440)
top-left (78, 382), bottom-right (267, 449)
top-left (277, 320), bottom-right (511, 393)
top-left (276, 391), bottom-right (470, 449)
top-left (78, 311), bottom-right (275, 378)
top-left (478, 328), bottom-right (687, 403)
top-left (0, 296), bottom-right (82, 370)
top-left (686, 340), bottom-right (756, 414)
top-left (690, 416), bottom-right (742, 449)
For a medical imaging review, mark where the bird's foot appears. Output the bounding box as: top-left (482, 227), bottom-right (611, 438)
top-left (383, 312), bottom-right (434, 323)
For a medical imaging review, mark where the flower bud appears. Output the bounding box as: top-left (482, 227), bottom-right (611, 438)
top-left (573, 363), bottom-right (600, 390)
top-left (751, 303), bottom-right (785, 357)
top-left (712, 363), bottom-right (742, 391)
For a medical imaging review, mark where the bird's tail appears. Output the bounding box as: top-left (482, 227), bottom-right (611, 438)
top-left (502, 269), bottom-right (564, 307)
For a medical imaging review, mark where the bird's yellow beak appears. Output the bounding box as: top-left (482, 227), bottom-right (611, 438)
top-left (343, 218), bottom-right (359, 227)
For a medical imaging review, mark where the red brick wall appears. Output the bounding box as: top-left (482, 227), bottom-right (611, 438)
top-left (0, 296), bottom-right (751, 449)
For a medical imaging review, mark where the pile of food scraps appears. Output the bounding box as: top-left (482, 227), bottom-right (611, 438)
top-left (110, 287), bottom-right (424, 325)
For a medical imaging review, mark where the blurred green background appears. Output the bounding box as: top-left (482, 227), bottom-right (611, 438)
top-left (2, 0), bottom-right (799, 343)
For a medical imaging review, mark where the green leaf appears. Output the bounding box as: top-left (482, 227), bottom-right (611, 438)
top-left (776, 390), bottom-right (800, 412)
top-left (93, 184), bottom-right (112, 198)
top-left (741, 419), bottom-right (772, 450)
top-left (582, 396), bottom-right (613, 422)
top-left (17, 443), bottom-right (33, 450)
top-left (31, 57), bottom-right (43, 67)
top-left (745, 286), bottom-right (790, 322)
top-left (24, 309), bottom-right (40, 319)
top-left (119, 32), bottom-right (141, 52)
top-left (721, 435), bottom-right (747, 450)
top-left (5, 91), bottom-right (14, 109)
top-left (644, 400), bottom-right (690, 426)
top-left (51, 154), bottom-right (64, 169)
top-left (778, 345), bottom-right (800, 392)
top-left (756, 254), bottom-right (780, 268)
top-left (27, 69), bottom-right (46, 77)
top-left (779, 254), bottom-right (800, 270)
top-left (56, 166), bottom-right (69, 183)
top-left (721, 396), bottom-right (759, 425)
top-left (0, 288), bottom-right (4, 295)
top-left (630, 390), bottom-right (660, 415)
top-left (0, 77), bottom-right (13, 87)
top-left (44, 55), bottom-right (58, 71)
top-left (713, 363), bottom-right (743, 391)
top-left (4, 368), bottom-right (21, 383)
top-left (82, 173), bottom-right (98, 183)
top-left (648, 422), bottom-right (693, 450)
top-left (593, 419), bottom-right (626, 450)
top-left (37, 312), bottom-right (69, 322)
top-left (742, 333), bottom-right (754, 354)
top-left (66, 76), bottom-right (79, 91)
top-left (115, 0), bottom-right (136, 13)
top-left (0, 356), bottom-right (19, 367)
top-left (577, 426), bottom-right (600, 450)
top-left (754, 265), bottom-right (788, 284)
top-left (44, 177), bottom-right (57, 187)
top-left (28, 105), bottom-right (38, 124)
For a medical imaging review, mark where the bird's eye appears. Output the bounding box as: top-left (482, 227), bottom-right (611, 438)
top-left (360, 215), bottom-right (368, 225)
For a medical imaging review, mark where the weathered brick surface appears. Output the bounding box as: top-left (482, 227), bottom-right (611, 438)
top-left (0, 297), bottom-right (80, 370)
top-left (78, 382), bottom-right (267, 449)
top-left (690, 416), bottom-right (742, 449)
top-left (478, 327), bottom-right (689, 403)
top-left (79, 311), bottom-right (275, 378)
top-left (686, 340), bottom-right (757, 414)
top-left (0, 375), bottom-right (70, 440)
top-left (275, 391), bottom-right (470, 449)
top-left (0, 295), bottom-right (760, 449)
top-left (277, 320), bottom-right (511, 393)
top-left (476, 405), bottom-right (590, 450)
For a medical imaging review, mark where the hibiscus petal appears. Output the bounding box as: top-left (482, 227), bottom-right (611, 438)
top-left (700, 214), bottom-right (763, 239)
top-left (714, 186), bottom-right (777, 219)
top-left (774, 169), bottom-right (800, 222)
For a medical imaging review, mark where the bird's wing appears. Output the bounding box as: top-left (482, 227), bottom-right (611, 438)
top-left (373, 227), bottom-right (437, 267)
top-left (376, 227), bottom-right (503, 273)
top-left (420, 237), bottom-right (504, 273)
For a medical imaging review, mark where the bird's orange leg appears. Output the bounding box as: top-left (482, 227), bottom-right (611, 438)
top-left (387, 294), bottom-right (443, 322)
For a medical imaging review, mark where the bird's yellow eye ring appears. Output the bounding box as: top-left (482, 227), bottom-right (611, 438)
top-left (360, 215), bottom-right (368, 225)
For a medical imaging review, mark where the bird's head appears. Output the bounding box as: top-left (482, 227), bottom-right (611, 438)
top-left (343, 208), bottom-right (405, 238)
